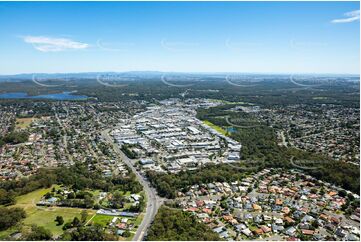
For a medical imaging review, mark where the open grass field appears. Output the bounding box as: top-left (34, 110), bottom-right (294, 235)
top-left (202, 120), bottom-right (228, 136)
top-left (9, 186), bottom-right (96, 236)
top-left (89, 214), bottom-right (114, 227)
top-left (15, 117), bottom-right (35, 130)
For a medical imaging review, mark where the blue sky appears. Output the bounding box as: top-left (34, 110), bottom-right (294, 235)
top-left (0, 1), bottom-right (359, 74)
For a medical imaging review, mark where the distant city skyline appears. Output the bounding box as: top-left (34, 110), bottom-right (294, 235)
top-left (0, 1), bottom-right (359, 75)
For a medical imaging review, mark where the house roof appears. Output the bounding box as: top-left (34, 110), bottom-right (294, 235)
top-left (261, 225), bottom-right (271, 233)
top-left (254, 228), bottom-right (264, 235)
top-left (284, 216), bottom-right (295, 223)
top-left (302, 229), bottom-right (315, 235)
top-left (252, 203), bottom-right (262, 210)
top-left (116, 223), bottom-right (127, 229)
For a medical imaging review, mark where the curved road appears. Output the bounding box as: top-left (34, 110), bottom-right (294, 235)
top-left (101, 129), bottom-right (163, 241)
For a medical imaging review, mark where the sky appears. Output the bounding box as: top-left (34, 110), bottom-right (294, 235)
top-left (0, 1), bottom-right (359, 75)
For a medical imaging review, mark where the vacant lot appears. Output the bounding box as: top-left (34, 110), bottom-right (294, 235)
top-left (15, 117), bottom-right (35, 130)
top-left (9, 186), bottom-right (96, 236)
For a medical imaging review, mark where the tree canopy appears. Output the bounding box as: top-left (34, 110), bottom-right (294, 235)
top-left (146, 206), bottom-right (221, 241)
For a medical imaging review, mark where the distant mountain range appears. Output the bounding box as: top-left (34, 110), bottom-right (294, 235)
top-left (0, 71), bottom-right (164, 80)
top-left (0, 71), bottom-right (359, 82)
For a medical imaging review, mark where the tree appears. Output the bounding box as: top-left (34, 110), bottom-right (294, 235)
top-left (81, 210), bottom-right (88, 224)
top-left (72, 217), bottom-right (81, 227)
top-left (146, 206), bottom-right (221, 241)
top-left (84, 195), bottom-right (94, 208)
top-left (62, 224), bottom-right (117, 241)
top-left (338, 190), bottom-right (347, 197)
top-left (310, 188), bottom-right (318, 194)
top-left (347, 193), bottom-right (355, 201)
top-left (110, 191), bottom-right (125, 209)
top-left (0, 207), bottom-right (26, 231)
top-left (44, 192), bottom-right (52, 199)
top-left (25, 225), bottom-right (52, 240)
top-left (2, 131), bottom-right (29, 145)
top-left (123, 230), bottom-right (131, 237)
top-left (55, 216), bottom-right (64, 226)
top-left (67, 192), bottom-right (76, 199)
top-left (311, 220), bottom-right (319, 229)
top-left (62, 222), bottom-right (72, 230)
top-left (220, 200), bottom-right (228, 209)
top-left (0, 189), bottom-right (15, 206)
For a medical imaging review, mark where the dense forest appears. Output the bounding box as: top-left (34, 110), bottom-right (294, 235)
top-left (146, 206), bottom-right (221, 241)
top-left (0, 131), bottom-right (29, 147)
top-left (0, 207), bottom-right (26, 231)
top-left (197, 105), bottom-right (281, 161)
top-left (147, 164), bottom-right (259, 199)
top-left (0, 162), bottom-right (142, 206)
top-left (147, 157), bottom-right (359, 199)
top-left (0, 77), bottom-right (359, 107)
top-left (198, 105), bottom-right (360, 193)
top-left (61, 224), bottom-right (118, 241)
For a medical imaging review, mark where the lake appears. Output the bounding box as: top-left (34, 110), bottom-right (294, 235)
top-left (226, 127), bottom-right (237, 133)
top-left (0, 92), bottom-right (88, 100)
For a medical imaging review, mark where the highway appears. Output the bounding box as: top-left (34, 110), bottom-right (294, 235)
top-left (101, 129), bottom-right (164, 241)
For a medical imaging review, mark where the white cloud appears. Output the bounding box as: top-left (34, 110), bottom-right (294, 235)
top-left (331, 10), bottom-right (360, 23)
top-left (23, 36), bottom-right (89, 52)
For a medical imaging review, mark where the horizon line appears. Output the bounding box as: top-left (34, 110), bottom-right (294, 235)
top-left (0, 70), bottom-right (359, 76)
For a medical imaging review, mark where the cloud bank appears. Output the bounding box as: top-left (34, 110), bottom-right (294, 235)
top-left (331, 10), bottom-right (360, 23)
top-left (23, 36), bottom-right (89, 52)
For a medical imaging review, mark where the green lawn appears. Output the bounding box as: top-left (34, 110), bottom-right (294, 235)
top-left (89, 214), bottom-right (115, 227)
top-left (202, 120), bottom-right (228, 136)
top-left (8, 186), bottom-right (96, 236)
top-left (133, 213), bottom-right (144, 227)
top-left (89, 214), bottom-right (139, 227)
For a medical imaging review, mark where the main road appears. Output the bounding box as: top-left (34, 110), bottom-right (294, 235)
top-left (101, 129), bottom-right (164, 241)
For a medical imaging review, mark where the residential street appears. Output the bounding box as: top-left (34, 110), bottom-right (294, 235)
top-left (101, 129), bottom-right (164, 241)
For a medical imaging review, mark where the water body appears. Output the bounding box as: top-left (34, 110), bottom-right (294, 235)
top-left (0, 92), bottom-right (88, 100)
top-left (226, 127), bottom-right (237, 133)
